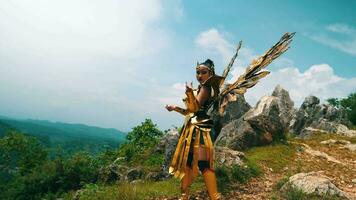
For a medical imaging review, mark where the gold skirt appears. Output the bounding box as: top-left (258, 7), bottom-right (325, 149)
top-left (169, 116), bottom-right (215, 180)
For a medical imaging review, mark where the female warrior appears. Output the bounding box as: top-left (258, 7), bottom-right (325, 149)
top-left (165, 32), bottom-right (295, 200)
top-left (165, 59), bottom-right (222, 200)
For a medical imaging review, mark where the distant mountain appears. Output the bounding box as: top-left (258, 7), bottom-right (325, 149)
top-left (0, 116), bottom-right (127, 154)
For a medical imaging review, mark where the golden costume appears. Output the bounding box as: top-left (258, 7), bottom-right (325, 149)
top-left (168, 32), bottom-right (295, 200)
top-left (169, 60), bottom-right (222, 200)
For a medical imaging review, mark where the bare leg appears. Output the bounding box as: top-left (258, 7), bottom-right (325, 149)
top-left (202, 169), bottom-right (221, 200)
top-left (180, 166), bottom-right (193, 200)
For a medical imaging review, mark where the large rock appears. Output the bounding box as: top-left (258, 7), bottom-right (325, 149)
top-left (208, 93), bottom-right (251, 138)
top-left (220, 94), bottom-right (251, 127)
top-left (145, 171), bottom-right (170, 181)
top-left (272, 84), bottom-right (295, 127)
top-left (214, 146), bottom-right (245, 168)
top-left (291, 95), bottom-right (353, 137)
top-left (156, 128), bottom-right (179, 170)
top-left (281, 171), bottom-right (351, 199)
top-left (216, 95), bottom-right (287, 150)
top-left (98, 164), bottom-right (127, 183)
top-left (125, 167), bottom-right (144, 182)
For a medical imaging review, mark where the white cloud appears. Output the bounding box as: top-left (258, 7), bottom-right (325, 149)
top-left (195, 29), bottom-right (356, 108)
top-left (195, 28), bottom-right (234, 62)
top-left (245, 64), bottom-right (356, 107)
top-left (326, 23), bottom-right (356, 35)
top-left (306, 23), bottom-right (356, 56)
top-left (0, 0), bottom-right (180, 131)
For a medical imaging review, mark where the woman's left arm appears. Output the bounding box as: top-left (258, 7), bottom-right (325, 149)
top-left (185, 84), bottom-right (210, 113)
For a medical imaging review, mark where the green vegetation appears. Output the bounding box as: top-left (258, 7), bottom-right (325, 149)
top-left (63, 178), bottom-right (205, 200)
top-left (117, 118), bottom-right (163, 168)
top-left (0, 118), bottom-right (168, 199)
top-left (2, 116), bottom-right (352, 200)
top-left (245, 143), bottom-right (295, 173)
top-left (0, 131), bottom-right (112, 199)
top-left (0, 117), bottom-right (126, 155)
top-left (216, 159), bottom-right (262, 193)
top-left (327, 92), bottom-right (356, 126)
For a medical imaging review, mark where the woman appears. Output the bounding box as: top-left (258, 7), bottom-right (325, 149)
top-left (165, 59), bottom-right (221, 200)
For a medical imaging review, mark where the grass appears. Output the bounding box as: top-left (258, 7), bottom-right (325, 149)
top-left (281, 185), bottom-right (346, 200)
top-left (63, 177), bottom-right (206, 200)
top-left (215, 158), bottom-right (262, 193)
top-left (244, 143), bottom-right (296, 173)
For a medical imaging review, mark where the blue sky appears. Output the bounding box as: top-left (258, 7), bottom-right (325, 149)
top-left (0, 1), bottom-right (355, 132)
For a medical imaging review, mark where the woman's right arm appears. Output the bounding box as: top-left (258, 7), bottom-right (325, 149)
top-left (165, 105), bottom-right (188, 115)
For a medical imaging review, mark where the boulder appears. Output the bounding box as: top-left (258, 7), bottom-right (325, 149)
top-left (156, 128), bottom-right (179, 170)
top-left (272, 84), bottom-right (295, 127)
top-left (214, 146), bottom-right (245, 168)
top-left (220, 94), bottom-right (251, 127)
top-left (125, 167), bottom-right (144, 182)
top-left (98, 164), bottom-right (127, 183)
top-left (281, 171), bottom-right (350, 199)
top-left (291, 95), bottom-right (353, 137)
top-left (216, 95), bottom-right (287, 150)
top-left (145, 171), bottom-right (170, 181)
top-left (208, 93), bottom-right (251, 138)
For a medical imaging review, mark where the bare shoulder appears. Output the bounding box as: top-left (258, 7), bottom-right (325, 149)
top-left (196, 85), bottom-right (211, 106)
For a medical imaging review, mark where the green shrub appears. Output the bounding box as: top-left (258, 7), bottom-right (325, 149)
top-left (231, 159), bottom-right (261, 183)
top-left (215, 159), bottom-right (262, 193)
top-left (215, 166), bottom-right (231, 192)
top-left (275, 176), bottom-right (289, 190)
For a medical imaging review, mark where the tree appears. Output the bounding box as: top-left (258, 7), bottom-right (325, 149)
top-left (326, 98), bottom-right (340, 107)
top-left (120, 119), bottom-right (163, 162)
top-left (0, 131), bottom-right (47, 175)
top-left (340, 93), bottom-right (356, 125)
top-left (326, 93), bottom-right (356, 125)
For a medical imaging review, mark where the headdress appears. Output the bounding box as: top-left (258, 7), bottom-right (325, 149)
top-left (197, 59), bottom-right (215, 75)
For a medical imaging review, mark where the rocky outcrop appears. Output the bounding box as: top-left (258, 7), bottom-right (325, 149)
top-left (290, 95), bottom-right (353, 137)
top-left (98, 163), bottom-right (127, 183)
top-left (208, 93), bottom-right (251, 137)
top-left (216, 86), bottom-right (293, 150)
top-left (220, 94), bottom-right (251, 127)
top-left (281, 171), bottom-right (351, 199)
top-left (272, 84), bottom-right (296, 127)
top-left (126, 167), bottom-right (144, 182)
top-left (155, 128), bottom-right (179, 169)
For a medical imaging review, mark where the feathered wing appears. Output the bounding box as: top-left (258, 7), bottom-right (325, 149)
top-left (218, 32), bottom-right (295, 114)
top-left (219, 41), bottom-right (242, 87)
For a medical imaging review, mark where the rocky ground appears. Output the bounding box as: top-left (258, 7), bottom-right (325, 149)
top-left (151, 134), bottom-right (355, 200)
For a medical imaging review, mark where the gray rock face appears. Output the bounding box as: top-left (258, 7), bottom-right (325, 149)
top-left (302, 95), bottom-right (320, 109)
top-left (291, 95), bottom-right (353, 137)
top-left (98, 164), bottom-right (127, 183)
top-left (156, 128), bottom-right (179, 169)
top-left (126, 168), bottom-right (144, 182)
top-left (216, 95), bottom-right (287, 150)
top-left (221, 94), bottom-right (251, 127)
top-left (208, 93), bottom-right (251, 138)
top-left (281, 171), bottom-right (351, 199)
top-left (272, 84), bottom-right (295, 127)
top-left (214, 146), bottom-right (245, 168)
top-left (145, 171), bottom-right (170, 181)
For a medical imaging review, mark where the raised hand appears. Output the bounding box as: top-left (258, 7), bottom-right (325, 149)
top-left (165, 104), bottom-right (176, 112)
top-left (185, 81), bottom-right (193, 93)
